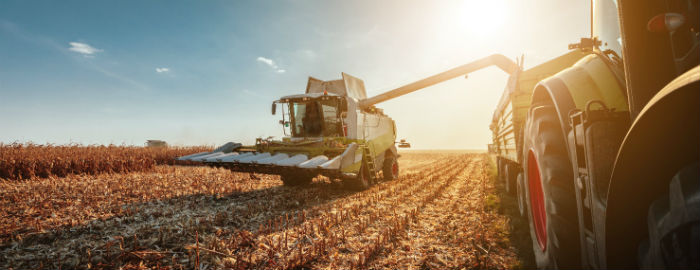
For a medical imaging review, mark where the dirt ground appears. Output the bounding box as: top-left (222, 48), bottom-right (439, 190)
top-left (0, 152), bottom-right (535, 269)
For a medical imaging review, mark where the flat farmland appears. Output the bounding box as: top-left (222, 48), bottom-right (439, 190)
top-left (0, 151), bottom-right (533, 269)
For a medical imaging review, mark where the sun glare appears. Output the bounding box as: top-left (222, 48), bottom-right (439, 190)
top-left (458, 0), bottom-right (508, 37)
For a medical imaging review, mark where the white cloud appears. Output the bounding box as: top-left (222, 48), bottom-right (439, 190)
top-left (68, 42), bottom-right (102, 56)
top-left (256, 56), bottom-right (285, 73)
top-left (155, 67), bottom-right (170, 73)
top-left (256, 57), bottom-right (276, 68)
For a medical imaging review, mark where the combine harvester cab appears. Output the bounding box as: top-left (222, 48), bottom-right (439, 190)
top-left (178, 73), bottom-right (399, 189)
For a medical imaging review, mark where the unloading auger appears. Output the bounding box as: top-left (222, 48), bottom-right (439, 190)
top-left (178, 54), bottom-right (518, 190)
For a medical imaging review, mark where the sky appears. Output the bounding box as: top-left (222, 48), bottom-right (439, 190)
top-left (0, 0), bottom-right (589, 149)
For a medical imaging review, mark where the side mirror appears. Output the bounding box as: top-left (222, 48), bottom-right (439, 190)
top-left (271, 102), bottom-right (277, 115)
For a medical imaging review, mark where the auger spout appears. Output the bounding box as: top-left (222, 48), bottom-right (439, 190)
top-left (358, 54), bottom-right (518, 109)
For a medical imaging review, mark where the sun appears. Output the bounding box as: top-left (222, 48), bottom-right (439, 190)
top-left (458, 0), bottom-right (509, 37)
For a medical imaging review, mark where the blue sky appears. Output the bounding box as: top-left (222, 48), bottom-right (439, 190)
top-left (0, 0), bottom-right (588, 149)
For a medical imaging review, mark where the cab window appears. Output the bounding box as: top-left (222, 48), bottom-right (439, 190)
top-left (321, 102), bottom-right (341, 136)
top-left (289, 98), bottom-right (344, 137)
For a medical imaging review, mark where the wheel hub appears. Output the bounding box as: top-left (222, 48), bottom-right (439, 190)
top-left (528, 150), bottom-right (547, 251)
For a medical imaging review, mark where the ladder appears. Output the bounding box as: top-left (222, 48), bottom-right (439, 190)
top-left (361, 145), bottom-right (377, 183)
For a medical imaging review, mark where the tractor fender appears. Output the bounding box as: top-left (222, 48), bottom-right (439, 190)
top-left (604, 66), bottom-right (700, 267)
top-left (531, 53), bottom-right (628, 158)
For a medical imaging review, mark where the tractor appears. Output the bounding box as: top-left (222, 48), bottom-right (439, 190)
top-left (489, 0), bottom-right (699, 268)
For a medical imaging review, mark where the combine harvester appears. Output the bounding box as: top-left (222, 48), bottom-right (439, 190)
top-left (179, 56), bottom-right (518, 190)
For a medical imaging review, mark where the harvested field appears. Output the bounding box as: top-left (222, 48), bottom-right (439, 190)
top-left (0, 152), bottom-right (533, 269)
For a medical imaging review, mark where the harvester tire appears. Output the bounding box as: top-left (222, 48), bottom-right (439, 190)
top-left (523, 105), bottom-right (580, 268)
top-left (638, 162), bottom-right (700, 268)
top-left (516, 172), bottom-right (526, 217)
top-left (281, 173), bottom-right (313, 186)
top-left (383, 155), bottom-right (399, 181)
top-left (345, 165), bottom-right (371, 191)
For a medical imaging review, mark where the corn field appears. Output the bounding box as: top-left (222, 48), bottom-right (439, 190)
top-left (0, 152), bottom-right (532, 269)
top-left (0, 143), bottom-right (211, 180)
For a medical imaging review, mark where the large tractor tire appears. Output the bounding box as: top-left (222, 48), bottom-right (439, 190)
top-left (638, 162), bottom-right (700, 268)
top-left (523, 105), bottom-right (581, 268)
top-left (383, 154), bottom-right (399, 181)
top-left (281, 173), bottom-right (313, 186)
top-left (345, 164), bottom-right (371, 191)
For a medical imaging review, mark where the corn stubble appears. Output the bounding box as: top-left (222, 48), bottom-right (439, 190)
top-left (0, 153), bottom-right (520, 269)
top-left (0, 143), bottom-right (211, 180)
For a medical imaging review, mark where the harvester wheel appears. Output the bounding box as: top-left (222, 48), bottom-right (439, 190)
top-left (638, 162), bottom-right (700, 268)
top-left (523, 105), bottom-right (580, 268)
top-left (516, 172), bottom-right (526, 217)
top-left (383, 155), bottom-right (399, 181)
top-left (280, 173), bottom-right (313, 186)
top-left (345, 165), bottom-right (371, 191)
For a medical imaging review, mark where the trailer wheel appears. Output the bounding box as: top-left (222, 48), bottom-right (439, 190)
top-left (383, 155), bottom-right (399, 181)
top-left (638, 162), bottom-right (700, 268)
top-left (505, 163), bottom-right (517, 195)
top-left (281, 173), bottom-right (313, 186)
top-left (523, 105), bottom-right (580, 268)
top-left (497, 158), bottom-right (506, 184)
top-left (516, 172), bottom-right (526, 217)
top-left (345, 164), bottom-right (370, 191)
